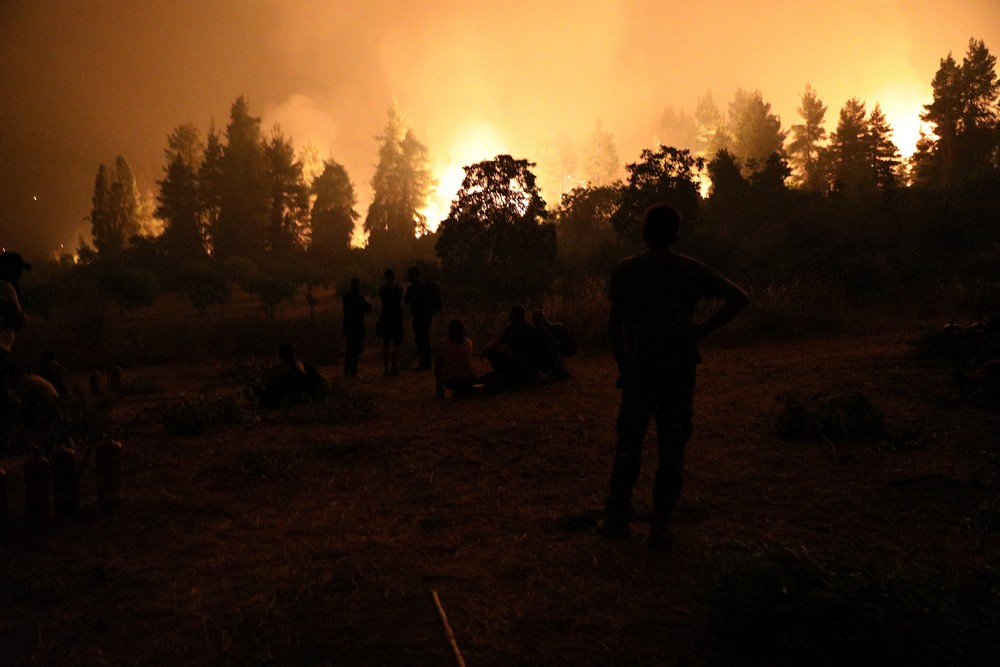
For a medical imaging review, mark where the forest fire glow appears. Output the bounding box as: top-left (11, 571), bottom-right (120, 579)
top-left (2, 2), bottom-right (999, 256)
top-left (421, 122), bottom-right (508, 233)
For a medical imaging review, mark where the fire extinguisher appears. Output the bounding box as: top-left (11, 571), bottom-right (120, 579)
top-left (96, 439), bottom-right (123, 509)
top-left (24, 449), bottom-right (54, 526)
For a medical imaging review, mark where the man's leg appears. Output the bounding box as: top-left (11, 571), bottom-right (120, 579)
top-left (650, 367), bottom-right (697, 534)
top-left (604, 385), bottom-right (654, 537)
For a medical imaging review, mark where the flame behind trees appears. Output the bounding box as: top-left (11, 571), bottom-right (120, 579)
top-left (86, 157), bottom-right (142, 257)
top-left (435, 155), bottom-right (555, 301)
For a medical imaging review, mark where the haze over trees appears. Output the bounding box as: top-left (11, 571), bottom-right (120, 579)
top-left (787, 85), bottom-right (828, 192)
top-left (363, 102), bottom-right (435, 261)
top-left (57, 37), bottom-right (999, 324)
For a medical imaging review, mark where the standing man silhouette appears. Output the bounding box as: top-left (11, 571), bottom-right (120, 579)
top-left (341, 277), bottom-right (372, 378)
top-left (1, 252), bottom-right (31, 446)
top-left (377, 269), bottom-right (404, 377)
top-left (404, 266), bottom-right (441, 370)
top-left (601, 203), bottom-right (749, 549)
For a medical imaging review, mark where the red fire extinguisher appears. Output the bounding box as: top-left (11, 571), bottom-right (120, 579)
top-left (96, 439), bottom-right (123, 509)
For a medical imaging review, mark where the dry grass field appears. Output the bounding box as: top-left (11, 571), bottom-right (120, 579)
top-left (2, 314), bottom-right (999, 665)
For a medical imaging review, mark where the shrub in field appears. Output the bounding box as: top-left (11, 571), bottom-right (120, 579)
top-left (702, 544), bottom-right (1000, 665)
top-left (159, 393), bottom-right (251, 435)
top-left (738, 279), bottom-right (850, 338)
top-left (775, 391), bottom-right (886, 440)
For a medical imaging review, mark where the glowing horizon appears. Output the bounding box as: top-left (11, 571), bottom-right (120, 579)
top-left (3, 1), bottom-right (998, 255)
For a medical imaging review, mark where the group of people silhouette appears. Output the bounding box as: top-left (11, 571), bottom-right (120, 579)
top-left (4, 202), bottom-right (751, 550)
top-left (337, 264), bottom-right (573, 397)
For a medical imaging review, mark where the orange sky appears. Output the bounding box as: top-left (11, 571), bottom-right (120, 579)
top-left (1, 1), bottom-right (998, 255)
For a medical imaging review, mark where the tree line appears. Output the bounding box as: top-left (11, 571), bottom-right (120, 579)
top-left (66, 37), bottom-right (999, 317)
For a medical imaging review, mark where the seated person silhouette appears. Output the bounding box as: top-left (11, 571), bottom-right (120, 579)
top-left (531, 309), bottom-right (572, 379)
top-left (435, 318), bottom-right (479, 398)
top-left (481, 305), bottom-right (545, 390)
top-left (259, 342), bottom-right (327, 407)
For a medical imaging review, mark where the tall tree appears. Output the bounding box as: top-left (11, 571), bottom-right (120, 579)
top-left (310, 159), bottom-right (358, 259)
top-left (829, 97), bottom-right (870, 192)
top-left (727, 89), bottom-right (786, 175)
top-left (87, 156), bottom-right (142, 257)
top-left (610, 146), bottom-right (703, 250)
top-left (787, 85), bottom-right (829, 192)
top-left (197, 125), bottom-right (224, 252)
top-left (435, 155), bottom-right (555, 300)
top-left (156, 155), bottom-right (204, 261)
top-left (264, 128), bottom-right (310, 254)
top-left (956, 38), bottom-right (999, 186)
top-left (694, 90), bottom-right (729, 157)
top-left (364, 102), bottom-right (434, 258)
top-left (211, 96), bottom-right (270, 258)
top-left (398, 129), bottom-right (434, 238)
top-left (866, 104), bottom-right (901, 192)
top-left (583, 119), bottom-right (622, 187)
top-left (914, 39), bottom-right (999, 190)
top-left (165, 122), bottom-right (204, 171)
top-left (156, 123), bottom-right (206, 260)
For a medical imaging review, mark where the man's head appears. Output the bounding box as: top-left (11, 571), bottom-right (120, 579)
top-left (384, 268), bottom-right (395, 283)
top-left (0, 252), bottom-right (31, 281)
top-left (407, 266), bottom-right (420, 283)
top-left (508, 304), bottom-right (526, 323)
top-left (642, 203), bottom-right (681, 249)
top-left (349, 277), bottom-right (361, 292)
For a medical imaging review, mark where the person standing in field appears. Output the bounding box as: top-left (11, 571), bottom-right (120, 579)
top-left (341, 277), bottom-right (372, 378)
top-left (376, 269), bottom-right (405, 377)
top-left (404, 266), bottom-right (442, 370)
top-left (601, 203), bottom-right (749, 549)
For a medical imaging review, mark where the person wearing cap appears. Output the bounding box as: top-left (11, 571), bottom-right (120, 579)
top-left (600, 203), bottom-right (748, 549)
top-left (1, 252), bottom-right (31, 436)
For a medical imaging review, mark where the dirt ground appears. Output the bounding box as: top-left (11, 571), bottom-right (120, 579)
top-left (2, 323), bottom-right (999, 666)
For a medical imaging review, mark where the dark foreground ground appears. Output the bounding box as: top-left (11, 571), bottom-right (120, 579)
top-left (2, 323), bottom-right (999, 666)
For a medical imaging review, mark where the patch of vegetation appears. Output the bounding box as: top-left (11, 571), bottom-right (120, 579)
top-left (159, 392), bottom-right (253, 435)
top-left (702, 544), bottom-right (1000, 666)
top-left (269, 382), bottom-right (378, 425)
top-left (775, 390), bottom-right (886, 441)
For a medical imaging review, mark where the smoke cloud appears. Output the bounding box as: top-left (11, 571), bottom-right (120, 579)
top-left (2, 1), bottom-right (998, 255)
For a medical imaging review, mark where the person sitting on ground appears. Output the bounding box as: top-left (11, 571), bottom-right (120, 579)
top-left (531, 310), bottom-right (572, 379)
top-left (481, 305), bottom-right (545, 389)
top-left (37, 350), bottom-right (72, 399)
top-left (435, 319), bottom-right (478, 399)
top-left (259, 342), bottom-right (327, 407)
top-left (8, 365), bottom-right (61, 434)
